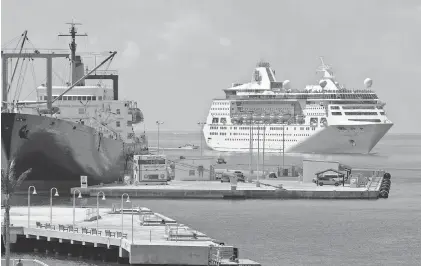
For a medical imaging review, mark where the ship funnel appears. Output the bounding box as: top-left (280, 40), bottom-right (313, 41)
top-left (74, 55), bottom-right (85, 86)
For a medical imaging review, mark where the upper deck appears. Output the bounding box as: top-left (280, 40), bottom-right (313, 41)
top-left (219, 59), bottom-right (380, 102)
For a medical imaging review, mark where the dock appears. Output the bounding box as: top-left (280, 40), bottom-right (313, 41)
top-left (71, 176), bottom-right (385, 200)
top-left (1, 206), bottom-right (260, 265)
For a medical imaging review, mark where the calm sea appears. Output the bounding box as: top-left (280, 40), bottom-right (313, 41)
top-left (8, 132), bottom-right (421, 266)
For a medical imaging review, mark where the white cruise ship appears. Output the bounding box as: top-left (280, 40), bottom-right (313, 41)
top-left (203, 58), bottom-right (393, 154)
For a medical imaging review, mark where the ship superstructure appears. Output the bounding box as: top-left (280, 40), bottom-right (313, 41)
top-left (203, 58), bottom-right (393, 154)
top-left (1, 21), bottom-right (147, 192)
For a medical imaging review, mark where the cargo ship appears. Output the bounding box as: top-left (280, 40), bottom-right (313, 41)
top-left (1, 21), bottom-right (148, 193)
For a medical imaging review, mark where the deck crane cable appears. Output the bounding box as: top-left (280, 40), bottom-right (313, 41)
top-left (15, 59), bottom-right (30, 103)
top-left (12, 58), bottom-right (27, 102)
top-left (21, 59), bottom-right (40, 102)
top-left (7, 33), bottom-right (27, 94)
top-left (1, 34), bottom-right (23, 49)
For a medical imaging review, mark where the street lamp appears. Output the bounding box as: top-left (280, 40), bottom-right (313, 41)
top-left (245, 112), bottom-right (254, 183)
top-left (197, 122), bottom-right (206, 157)
top-left (49, 187), bottom-right (59, 224)
top-left (131, 202), bottom-right (134, 244)
top-left (27, 186), bottom-right (37, 228)
top-left (72, 189), bottom-right (82, 227)
top-left (256, 122), bottom-right (261, 187)
top-left (96, 191), bottom-right (106, 231)
top-left (156, 121), bottom-right (164, 154)
top-left (121, 193), bottom-right (130, 236)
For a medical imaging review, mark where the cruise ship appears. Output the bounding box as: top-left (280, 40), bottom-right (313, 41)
top-left (1, 22), bottom-right (148, 192)
top-left (203, 59), bottom-right (393, 154)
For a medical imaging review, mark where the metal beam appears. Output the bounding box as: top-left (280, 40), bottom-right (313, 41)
top-left (2, 56), bottom-right (8, 109)
top-left (1, 53), bottom-right (69, 59)
top-left (46, 57), bottom-right (53, 109)
top-left (85, 74), bottom-right (119, 100)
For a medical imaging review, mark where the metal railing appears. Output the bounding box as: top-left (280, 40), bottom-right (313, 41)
top-left (1, 258), bottom-right (49, 266)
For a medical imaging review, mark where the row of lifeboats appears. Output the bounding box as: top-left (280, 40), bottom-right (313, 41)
top-left (379, 173), bottom-right (391, 198)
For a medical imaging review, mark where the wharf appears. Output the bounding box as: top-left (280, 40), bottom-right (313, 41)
top-left (1, 206), bottom-right (260, 265)
top-left (71, 177), bottom-right (384, 200)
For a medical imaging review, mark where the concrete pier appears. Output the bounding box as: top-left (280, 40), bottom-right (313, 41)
top-left (1, 206), bottom-right (260, 265)
top-left (71, 176), bottom-right (384, 200)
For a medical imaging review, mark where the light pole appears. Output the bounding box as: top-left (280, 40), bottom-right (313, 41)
top-left (131, 202), bottom-right (134, 244)
top-left (121, 193), bottom-right (130, 236)
top-left (49, 187), bottom-right (59, 224)
top-left (72, 189), bottom-right (82, 227)
top-left (96, 191), bottom-right (106, 231)
top-left (197, 122), bottom-right (206, 157)
top-left (27, 186), bottom-right (37, 228)
top-left (246, 112), bottom-right (254, 183)
top-left (262, 121), bottom-right (267, 180)
top-left (156, 121), bottom-right (164, 154)
top-left (256, 122), bottom-right (260, 187)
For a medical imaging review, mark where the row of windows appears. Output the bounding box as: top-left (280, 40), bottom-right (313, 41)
top-left (341, 106), bottom-right (376, 110)
top-left (78, 108), bottom-right (121, 115)
top-left (211, 108), bottom-right (231, 111)
top-left (41, 95), bottom-right (103, 101)
top-left (344, 112), bottom-right (378, 115)
top-left (225, 138), bottom-right (298, 142)
top-left (348, 119), bottom-right (382, 122)
top-left (213, 102), bottom-right (230, 105)
top-left (307, 113), bottom-right (324, 116)
top-left (231, 132), bottom-right (293, 136)
top-left (210, 126), bottom-right (316, 131)
top-left (210, 113), bottom-right (230, 117)
top-left (235, 93), bottom-right (379, 100)
top-left (332, 111), bottom-right (380, 116)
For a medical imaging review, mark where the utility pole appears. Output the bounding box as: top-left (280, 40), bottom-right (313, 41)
top-left (248, 113), bottom-right (254, 183)
top-left (256, 125), bottom-right (260, 187)
top-left (197, 122), bottom-right (206, 157)
top-left (263, 123), bottom-right (266, 180)
top-left (156, 121), bottom-right (164, 154)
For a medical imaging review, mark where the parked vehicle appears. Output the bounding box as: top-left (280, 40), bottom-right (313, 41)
top-left (313, 176), bottom-right (344, 186)
top-left (234, 171), bottom-right (245, 182)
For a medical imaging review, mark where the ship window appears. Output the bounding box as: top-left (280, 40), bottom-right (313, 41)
top-left (212, 117), bottom-right (219, 124)
top-left (77, 96), bottom-right (82, 101)
top-left (92, 96), bottom-right (96, 100)
top-left (380, 112), bottom-right (385, 115)
top-left (116, 109), bottom-right (121, 115)
top-left (348, 119), bottom-right (381, 122)
top-left (98, 96), bottom-right (103, 101)
top-left (332, 112), bottom-right (342, 116)
top-left (87, 96), bottom-right (92, 101)
top-left (116, 121), bottom-right (121, 127)
top-left (330, 106), bottom-right (340, 110)
top-left (82, 96), bottom-right (87, 101)
top-left (78, 108), bottom-right (85, 114)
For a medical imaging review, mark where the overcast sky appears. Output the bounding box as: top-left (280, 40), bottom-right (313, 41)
top-left (2, 0), bottom-right (421, 133)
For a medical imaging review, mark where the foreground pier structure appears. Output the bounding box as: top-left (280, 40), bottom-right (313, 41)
top-left (1, 206), bottom-right (260, 265)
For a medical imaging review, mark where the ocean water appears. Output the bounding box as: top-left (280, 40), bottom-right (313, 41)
top-left (7, 133), bottom-right (421, 266)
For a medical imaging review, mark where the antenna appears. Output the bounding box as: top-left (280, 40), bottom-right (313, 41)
top-left (316, 56), bottom-right (334, 78)
top-left (58, 19), bottom-right (88, 84)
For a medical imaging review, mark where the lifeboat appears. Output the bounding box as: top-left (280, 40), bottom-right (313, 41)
top-left (128, 108), bottom-right (144, 124)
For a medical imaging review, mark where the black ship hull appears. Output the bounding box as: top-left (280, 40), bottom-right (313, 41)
top-left (1, 113), bottom-right (135, 194)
